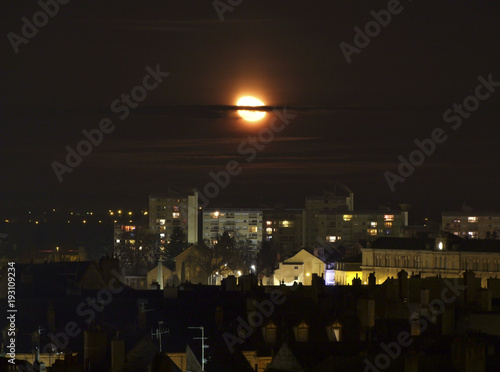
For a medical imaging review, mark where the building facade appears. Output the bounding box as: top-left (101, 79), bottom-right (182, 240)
top-left (148, 191), bottom-right (199, 249)
top-left (361, 235), bottom-right (500, 287)
top-left (202, 208), bottom-right (263, 254)
top-left (314, 210), bottom-right (408, 248)
top-left (271, 249), bottom-right (325, 286)
top-left (442, 211), bottom-right (500, 239)
top-left (262, 209), bottom-right (304, 253)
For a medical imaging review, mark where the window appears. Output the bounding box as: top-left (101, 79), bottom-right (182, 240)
top-left (159, 219), bottom-right (166, 225)
top-left (384, 215), bottom-right (394, 221)
top-left (385, 222), bottom-right (393, 228)
top-left (280, 220), bottom-right (293, 227)
top-left (294, 276), bottom-right (299, 280)
top-left (468, 231), bottom-right (478, 239)
top-left (453, 219), bottom-right (461, 223)
top-left (172, 205), bottom-right (180, 211)
top-left (210, 211), bottom-right (219, 219)
top-left (328, 321), bottom-right (342, 342)
top-left (249, 226), bottom-right (258, 233)
top-left (266, 221), bottom-right (272, 226)
top-left (266, 228), bottom-right (272, 234)
top-left (263, 323), bottom-right (277, 344)
top-left (294, 266), bottom-right (298, 270)
top-left (468, 216), bottom-right (478, 223)
top-left (172, 212), bottom-right (180, 219)
top-left (343, 215), bottom-right (353, 221)
top-left (294, 322), bottom-right (309, 342)
top-left (370, 222), bottom-right (377, 227)
top-left (326, 236), bottom-right (337, 242)
top-left (367, 229), bottom-right (377, 236)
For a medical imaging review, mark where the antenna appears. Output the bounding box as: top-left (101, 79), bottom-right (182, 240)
top-left (151, 321), bottom-right (169, 352)
top-left (188, 326), bottom-right (208, 372)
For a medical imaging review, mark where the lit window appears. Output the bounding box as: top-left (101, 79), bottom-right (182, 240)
top-left (266, 221), bottom-right (272, 226)
top-left (453, 219), bottom-right (461, 223)
top-left (438, 242), bottom-right (443, 250)
top-left (280, 220), bottom-right (293, 227)
top-left (173, 205), bottom-right (180, 212)
top-left (468, 217), bottom-right (478, 223)
top-left (384, 215), bottom-right (394, 221)
top-left (160, 233), bottom-right (165, 238)
top-left (370, 222), bottom-right (377, 227)
top-left (385, 222), bottom-right (393, 228)
top-left (343, 215), bottom-right (353, 221)
top-left (172, 212), bottom-right (180, 219)
top-left (159, 219), bottom-right (166, 225)
top-left (266, 228), bottom-right (273, 234)
top-left (249, 226), bottom-right (258, 233)
top-left (367, 229), bottom-right (377, 236)
top-left (326, 236), bottom-right (336, 242)
top-left (211, 211), bottom-right (219, 219)
top-left (116, 239), bottom-right (120, 243)
top-left (328, 321), bottom-right (342, 342)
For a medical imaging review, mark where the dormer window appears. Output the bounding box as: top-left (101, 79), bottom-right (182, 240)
top-left (327, 321), bottom-right (342, 342)
top-left (293, 321), bottom-right (309, 342)
top-left (262, 322), bottom-right (277, 344)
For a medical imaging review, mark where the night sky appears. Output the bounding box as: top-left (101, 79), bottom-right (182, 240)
top-left (1, 0), bottom-right (500, 219)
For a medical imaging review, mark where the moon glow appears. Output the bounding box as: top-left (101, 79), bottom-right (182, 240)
top-left (237, 96), bottom-right (266, 122)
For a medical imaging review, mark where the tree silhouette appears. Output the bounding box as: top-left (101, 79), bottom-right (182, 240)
top-left (167, 227), bottom-right (188, 262)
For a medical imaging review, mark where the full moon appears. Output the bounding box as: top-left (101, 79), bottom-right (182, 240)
top-left (237, 96), bottom-right (266, 122)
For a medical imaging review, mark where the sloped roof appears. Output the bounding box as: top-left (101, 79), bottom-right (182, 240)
top-left (369, 237), bottom-right (435, 250)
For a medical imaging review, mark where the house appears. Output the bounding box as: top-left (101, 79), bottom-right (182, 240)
top-left (147, 261), bottom-right (175, 288)
top-left (272, 249), bottom-right (325, 285)
top-left (174, 244), bottom-right (219, 285)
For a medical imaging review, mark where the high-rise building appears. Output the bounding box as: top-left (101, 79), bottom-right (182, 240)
top-left (303, 190), bottom-right (353, 247)
top-left (442, 211), bottom-right (500, 239)
top-left (262, 209), bottom-right (304, 253)
top-left (202, 208), bottom-right (263, 255)
top-left (149, 190), bottom-right (199, 250)
top-left (313, 210), bottom-right (408, 247)
top-left (262, 190), bottom-right (408, 253)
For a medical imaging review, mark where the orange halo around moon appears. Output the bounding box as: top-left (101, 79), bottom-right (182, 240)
top-left (236, 96), bottom-right (266, 122)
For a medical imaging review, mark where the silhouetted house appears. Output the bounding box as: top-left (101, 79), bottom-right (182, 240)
top-left (174, 244), bottom-right (211, 284)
